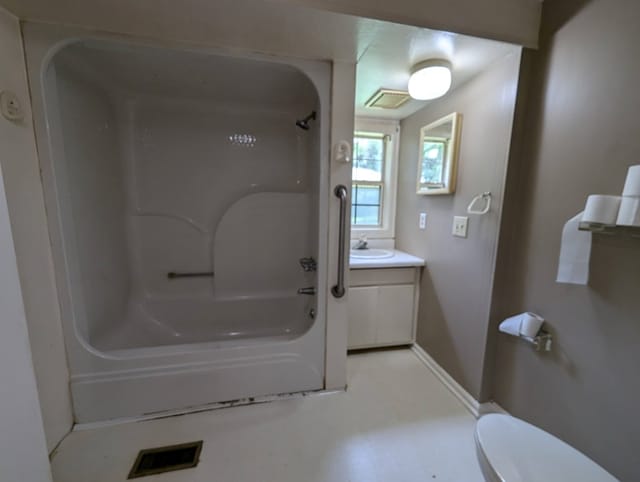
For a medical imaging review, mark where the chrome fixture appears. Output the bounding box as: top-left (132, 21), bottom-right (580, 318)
top-left (467, 191), bottom-right (492, 215)
top-left (297, 287), bottom-right (316, 295)
top-left (167, 271), bottom-right (214, 279)
top-left (524, 330), bottom-right (553, 352)
top-left (309, 308), bottom-right (316, 319)
top-left (295, 111), bottom-right (316, 130)
top-left (353, 236), bottom-right (368, 250)
top-left (331, 185), bottom-right (348, 298)
top-left (299, 257), bottom-right (317, 272)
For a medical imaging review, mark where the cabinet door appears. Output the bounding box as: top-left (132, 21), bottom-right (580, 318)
top-left (347, 286), bottom-right (378, 348)
top-left (376, 284), bottom-right (415, 345)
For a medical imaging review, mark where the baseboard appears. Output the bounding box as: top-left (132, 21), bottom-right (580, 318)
top-left (73, 388), bottom-right (343, 432)
top-left (478, 401), bottom-right (508, 416)
top-left (410, 344), bottom-right (507, 419)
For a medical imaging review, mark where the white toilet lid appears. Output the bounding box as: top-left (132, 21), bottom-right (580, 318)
top-left (475, 414), bottom-right (618, 482)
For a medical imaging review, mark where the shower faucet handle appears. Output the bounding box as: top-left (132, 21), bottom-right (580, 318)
top-left (299, 257), bottom-right (317, 272)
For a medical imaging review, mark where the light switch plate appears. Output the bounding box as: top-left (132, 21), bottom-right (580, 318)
top-left (452, 216), bottom-right (468, 238)
top-left (419, 212), bottom-right (427, 229)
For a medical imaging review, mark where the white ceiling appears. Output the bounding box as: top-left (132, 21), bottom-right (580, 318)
top-left (274, 0), bottom-right (541, 48)
top-left (355, 25), bottom-right (517, 120)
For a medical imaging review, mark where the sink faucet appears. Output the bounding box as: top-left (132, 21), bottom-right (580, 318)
top-left (353, 235), bottom-right (368, 250)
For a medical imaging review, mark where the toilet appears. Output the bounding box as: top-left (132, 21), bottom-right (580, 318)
top-left (475, 414), bottom-right (618, 482)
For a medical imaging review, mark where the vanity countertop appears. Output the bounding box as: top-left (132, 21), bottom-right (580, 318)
top-left (349, 249), bottom-right (425, 269)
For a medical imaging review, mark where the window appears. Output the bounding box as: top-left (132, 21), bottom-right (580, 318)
top-left (351, 119), bottom-right (399, 240)
top-left (352, 135), bottom-right (385, 226)
top-left (420, 138), bottom-right (447, 186)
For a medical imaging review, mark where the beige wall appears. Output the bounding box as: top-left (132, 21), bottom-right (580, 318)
top-left (396, 51), bottom-right (521, 399)
top-left (490, 0), bottom-right (640, 480)
top-left (0, 16), bottom-right (73, 450)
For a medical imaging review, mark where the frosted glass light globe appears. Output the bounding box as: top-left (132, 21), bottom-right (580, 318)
top-left (408, 60), bottom-right (452, 100)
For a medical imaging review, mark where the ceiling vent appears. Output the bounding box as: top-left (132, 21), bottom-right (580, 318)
top-left (365, 89), bottom-right (411, 109)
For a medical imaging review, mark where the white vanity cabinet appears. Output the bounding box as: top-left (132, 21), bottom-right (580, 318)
top-left (347, 267), bottom-right (421, 349)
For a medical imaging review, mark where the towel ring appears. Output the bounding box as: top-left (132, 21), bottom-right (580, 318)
top-left (468, 191), bottom-right (492, 215)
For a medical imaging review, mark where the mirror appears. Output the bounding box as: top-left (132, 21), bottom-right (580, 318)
top-left (417, 112), bottom-right (462, 195)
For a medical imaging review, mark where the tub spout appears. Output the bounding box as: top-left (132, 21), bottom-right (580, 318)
top-left (297, 287), bottom-right (316, 295)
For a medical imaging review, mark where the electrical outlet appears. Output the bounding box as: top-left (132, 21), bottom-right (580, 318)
top-left (419, 212), bottom-right (427, 229)
top-left (452, 216), bottom-right (468, 238)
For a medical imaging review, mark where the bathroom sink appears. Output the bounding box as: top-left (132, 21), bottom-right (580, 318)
top-left (350, 248), bottom-right (394, 259)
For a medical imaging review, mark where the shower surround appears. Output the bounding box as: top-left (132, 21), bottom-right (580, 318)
top-left (25, 26), bottom-right (331, 422)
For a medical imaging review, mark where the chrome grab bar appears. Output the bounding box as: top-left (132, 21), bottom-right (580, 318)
top-left (167, 271), bottom-right (214, 279)
top-left (331, 185), bottom-right (348, 298)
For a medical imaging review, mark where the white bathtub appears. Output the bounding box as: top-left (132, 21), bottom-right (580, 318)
top-left (24, 24), bottom-right (332, 422)
top-left (93, 294), bottom-right (316, 352)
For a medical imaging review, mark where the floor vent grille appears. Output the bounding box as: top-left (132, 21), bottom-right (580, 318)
top-left (128, 441), bottom-right (203, 479)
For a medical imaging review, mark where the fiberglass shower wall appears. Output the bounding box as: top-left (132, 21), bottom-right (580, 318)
top-left (48, 42), bottom-right (320, 351)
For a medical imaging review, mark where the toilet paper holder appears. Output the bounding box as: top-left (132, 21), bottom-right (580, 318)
top-left (499, 312), bottom-right (553, 352)
top-left (522, 330), bottom-right (553, 352)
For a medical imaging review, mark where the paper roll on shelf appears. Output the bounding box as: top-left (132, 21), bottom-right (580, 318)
top-left (616, 196), bottom-right (640, 226)
top-left (581, 195), bottom-right (621, 225)
top-left (622, 165), bottom-right (640, 196)
top-left (555, 166), bottom-right (640, 287)
top-left (557, 211), bottom-right (592, 285)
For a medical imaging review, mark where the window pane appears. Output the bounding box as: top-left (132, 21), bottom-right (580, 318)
top-left (353, 137), bottom-right (383, 182)
top-left (353, 205), bottom-right (380, 226)
top-left (421, 140), bottom-right (446, 185)
top-left (355, 185), bottom-right (381, 205)
top-left (351, 204), bottom-right (356, 225)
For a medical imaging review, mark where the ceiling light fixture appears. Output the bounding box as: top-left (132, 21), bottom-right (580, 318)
top-left (408, 59), bottom-right (452, 100)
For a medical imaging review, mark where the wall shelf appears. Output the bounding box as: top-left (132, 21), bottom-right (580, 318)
top-left (578, 222), bottom-right (640, 237)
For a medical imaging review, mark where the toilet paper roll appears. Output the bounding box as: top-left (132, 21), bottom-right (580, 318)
top-left (499, 312), bottom-right (545, 338)
top-left (498, 314), bottom-right (522, 336)
top-left (520, 312), bottom-right (545, 338)
top-left (557, 211), bottom-right (592, 285)
top-left (616, 196), bottom-right (640, 226)
top-left (581, 195), bottom-right (621, 225)
top-left (622, 165), bottom-right (640, 196)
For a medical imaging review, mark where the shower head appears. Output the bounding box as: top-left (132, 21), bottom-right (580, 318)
top-left (296, 111), bottom-right (316, 130)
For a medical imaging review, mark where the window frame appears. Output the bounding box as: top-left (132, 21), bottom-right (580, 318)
top-left (351, 118), bottom-right (400, 240)
top-left (352, 132), bottom-right (386, 227)
top-left (352, 183), bottom-right (384, 227)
